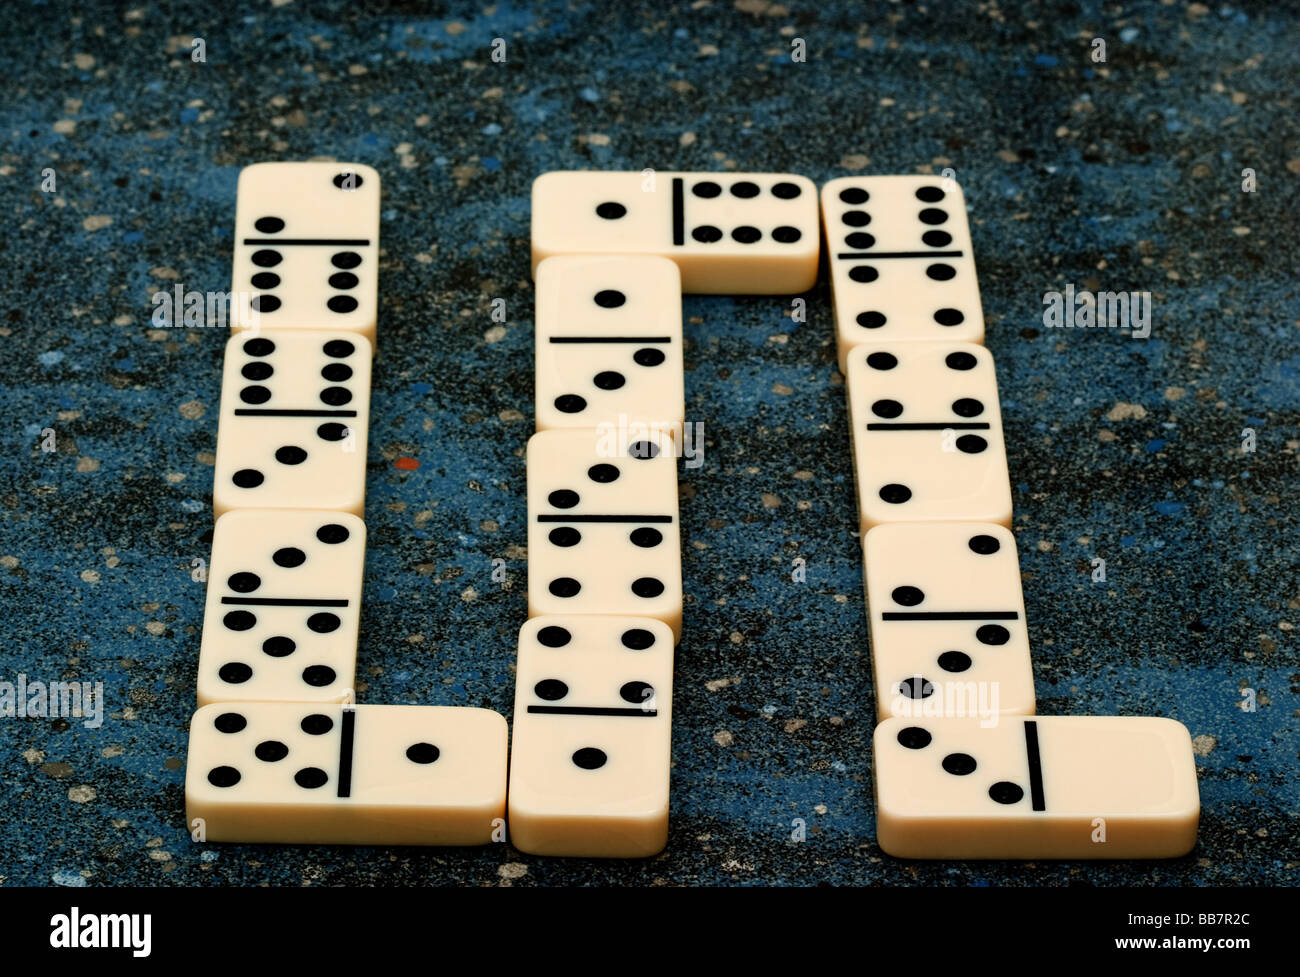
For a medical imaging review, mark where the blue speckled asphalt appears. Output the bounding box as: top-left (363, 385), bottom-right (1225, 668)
top-left (0, 1), bottom-right (1295, 886)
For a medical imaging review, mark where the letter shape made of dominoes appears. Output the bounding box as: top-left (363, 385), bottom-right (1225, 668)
top-left (873, 716), bottom-right (1200, 859)
top-left (527, 427), bottom-right (683, 639)
top-left (197, 508), bottom-right (365, 707)
top-left (531, 171), bottom-right (820, 294)
top-left (230, 162), bottom-right (380, 342)
top-left (534, 254), bottom-right (685, 433)
top-left (845, 342), bottom-right (1012, 530)
top-left (863, 522), bottom-right (1035, 722)
top-left (821, 175), bottom-right (984, 371)
top-left (213, 329), bottom-right (371, 517)
top-left (186, 702), bottom-right (508, 845)
top-left (508, 615), bottom-right (674, 857)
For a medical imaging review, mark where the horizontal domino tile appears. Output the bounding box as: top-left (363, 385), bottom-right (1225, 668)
top-left (532, 171), bottom-right (820, 294)
top-left (821, 175), bottom-right (984, 371)
top-left (508, 616), bottom-right (674, 857)
top-left (873, 716), bottom-right (1200, 859)
top-left (186, 702), bottom-right (508, 845)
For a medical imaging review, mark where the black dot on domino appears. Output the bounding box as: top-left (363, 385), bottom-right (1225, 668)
top-left (892, 586), bottom-right (925, 606)
top-left (691, 181), bottom-right (721, 198)
top-left (857, 311), bottom-right (886, 329)
top-left (328, 296), bottom-right (358, 314)
top-left (620, 681), bottom-right (653, 704)
top-left (596, 202), bottom-right (626, 219)
top-left (320, 386), bottom-right (353, 407)
top-left (934, 308), bottom-right (964, 326)
top-left (896, 726), bottom-right (931, 749)
top-left (300, 714), bottom-right (334, 735)
top-left (207, 766), bottom-right (241, 788)
top-left (251, 250), bottom-right (282, 268)
top-left (223, 610), bottom-right (256, 631)
top-left (233, 469), bottom-right (264, 488)
top-left (634, 348), bottom-right (665, 367)
top-left (946, 351), bottom-right (977, 370)
top-left (249, 272), bottom-right (280, 290)
top-left (548, 489), bottom-right (579, 509)
top-left (977, 624), bottom-right (1010, 645)
top-left (275, 445), bottom-right (307, 465)
top-left (968, 534), bottom-right (1000, 555)
top-left (943, 753), bottom-right (977, 776)
top-left (621, 628), bottom-right (656, 650)
top-left (262, 636), bottom-right (295, 657)
top-left (406, 743), bottom-right (439, 764)
top-left (302, 666), bottom-right (336, 687)
top-left (630, 527), bottom-right (662, 548)
top-left (849, 266), bottom-right (878, 284)
top-left (250, 295), bottom-right (281, 313)
top-left (214, 712), bottom-right (247, 733)
top-left (317, 423), bottom-right (348, 442)
top-left (867, 352), bottom-right (897, 370)
top-left (572, 748), bottom-right (607, 770)
top-left (307, 613), bottom-right (340, 633)
top-left (846, 232), bottom-right (875, 249)
top-left (537, 625), bottom-right (572, 647)
top-left (938, 651), bottom-right (972, 672)
top-left (332, 251), bottom-right (361, 269)
top-left (916, 186), bottom-right (945, 202)
top-left (254, 216), bottom-right (284, 233)
top-left (730, 181), bottom-right (759, 198)
top-left (273, 547), bottom-right (306, 568)
top-left (255, 740), bottom-right (288, 762)
top-left (218, 662), bottom-right (252, 684)
top-left (549, 527), bottom-right (581, 547)
top-left (879, 483), bottom-right (912, 504)
top-left (771, 181), bottom-right (802, 199)
top-left (952, 398), bottom-right (984, 417)
top-left (593, 371), bottom-right (625, 390)
top-left (549, 577), bottom-right (581, 598)
top-left (918, 208), bottom-right (948, 226)
top-left (628, 440), bottom-right (659, 459)
top-left (772, 225), bottom-right (801, 243)
top-left (240, 385), bottom-right (271, 405)
top-left (332, 171), bottom-right (363, 189)
top-left (989, 782), bottom-right (1024, 804)
top-left (323, 339), bottom-right (355, 358)
top-left (594, 289), bottom-right (625, 308)
top-left (872, 399), bottom-right (902, 418)
top-left (242, 362), bottom-right (273, 381)
top-left (317, 523), bottom-right (350, 544)
top-left (244, 338), bottom-right (275, 356)
top-left (329, 272), bottom-right (359, 290)
top-left (228, 572), bottom-right (260, 593)
top-left (295, 768), bottom-right (328, 789)
top-left (839, 187), bottom-right (868, 204)
top-left (926, 264), bottom-right (956, 281)
top-left (923, 230), bottom-right (953, 248)
top-left (534, 679), bottom-right (568, 700)
top-left (588, 463), bottom-right (619, 483)
top-left (842, 210), bottom-right (870, 227)
top-left (692, 225), bottom-right (722, 243)
top-left (631, 577), bottom-right (664, 598)
top-left (956, 435), bottom-right (988, 454)
top-left (555, 394), bottom-right (587, 414)
top-left (732, 226), bottom-right (761, 244)
top-left (897, 676), bottom-right (933, 700)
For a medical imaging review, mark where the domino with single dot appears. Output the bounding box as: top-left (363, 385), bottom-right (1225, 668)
top-left (508, 616), bottom-right (674, 857)
top-left (230, 162), bottom-right (381, 342)
top-left (213, 329), bottom-right (371, 517)
top-left (186, 702), bottom-right (508, 845)
top-left (532, 171), bottom-right (820, 294)
top-left (197, 509), bottom-right (365, 707)
top-left (873, 716), bottom-right (1200, 858)
top-left (845, 341), bottom-right (1012, 530)
top-left (822, 175), bottom-right (984, 371)
top-left (863, 522), bottom-right (1034, 722)
top-left (534, 254), bottom-right (684, 433)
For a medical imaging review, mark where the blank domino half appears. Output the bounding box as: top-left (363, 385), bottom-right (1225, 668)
top-left (213, 329), bottom-right (371, 517)
top-left (534, 255), bottom-right (684, 432)
top-left (873, 716), bottom-right (1200, 859)
top-left (846, 342), bottom-right (1012, 530)
top-left (863, 522), bottom-right (1034, 722)
top-left (197, 509), bottom-right (365, 707)
top-left (527, 428), bottom-right (683, 639)
top-left (230, 162), bottom-right (381, 342)
top-left (508, 616), bottom-right (674, 857)
top-left (186, 702), bottom-right (508, 845)
top-left (822, 175), bottom-right (984, 371)
top-left (531, 171), bottom-right (820, 294)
